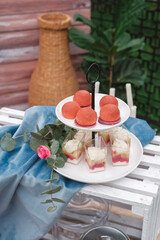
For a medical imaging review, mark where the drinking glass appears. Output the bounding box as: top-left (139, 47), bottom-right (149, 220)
top-left (52, 192), bottom-right (109, 240)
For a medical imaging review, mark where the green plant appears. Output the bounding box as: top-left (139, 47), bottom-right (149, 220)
top-left (69, 0), bottom-right (146, 99)
top-left (0, 120), bottom-right (76, 212)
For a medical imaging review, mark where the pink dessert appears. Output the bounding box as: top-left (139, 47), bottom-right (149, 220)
top-left (62, 139), bottom-right (83, 164)
top-left (85, 146), bottom-right (107, 172)
top-left (111, 139), bottom-right (130, 166)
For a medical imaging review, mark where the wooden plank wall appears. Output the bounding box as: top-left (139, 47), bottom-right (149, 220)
top-left (0, 0), bottom-right (90, 110)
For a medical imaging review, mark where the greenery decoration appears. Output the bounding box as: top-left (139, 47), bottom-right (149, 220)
top-left (69, 0), bottom-right (146, 99)
top-left (0, 120), bottom-right (76, 212)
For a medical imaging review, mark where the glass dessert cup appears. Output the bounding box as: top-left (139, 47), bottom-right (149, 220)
top-left (110, 126), bottom-right (131, 146)
top-left (111, 138), bottom-right (130, 166)
top-left (62, 131), bottom-right (84, 164)
top-left (52, 192), bottom-right (109, 240)
top-left (84, 135), bottom-right (107, 172)
top-left (99, 130), bottom-right (110, 145)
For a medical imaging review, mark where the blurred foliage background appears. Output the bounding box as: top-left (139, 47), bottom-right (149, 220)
top-left (69, 0), bottom-right (160, 133)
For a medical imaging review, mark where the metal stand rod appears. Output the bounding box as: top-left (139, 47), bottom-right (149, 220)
top-left (92, 82), bottom-right (95, 140)
top-left (86, 63), bottom-right (101, 141)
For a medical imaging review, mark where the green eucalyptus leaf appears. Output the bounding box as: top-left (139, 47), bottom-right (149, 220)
top-left (46, 157), bottom-right (55, 169)
top-left (64, 125), bottom-right (71, 133)
top-left (39, 126), bottom-right (49, 137)
top-left (46, 172), bottom-right (59, 182)
top-left (41, 199), bottom-right (52, 204)
top-left (41, 186), bottom-right (62, 195)
top-left (50, 139), bottom-right (59, 155)
top-left (52, 198), bottom-right (65, 204)
top-left (67, 129), bottom-right (76, 140)
top-left (59, 153), bottom-right (67, 162)
top-left (0, 133), bottom-right (16, 151)
top-left (56, 147), bottom-right (62, 155)
top-left (58, 136), bottom-right (65, 145)
top-left (45, 125), bottom-right (54, 138)
top-left (53, 127), bottom-right (62, 140)
top-left (52, 172), bottom-right (60, 182)
top-left (30, 132), bottom-right (42, 140)
top-left (47, 206), bottom-right (57, 212)
top-left (55, 157), bottom-right (66, 168)
top-left (29, 137), bottom-right (48, 152)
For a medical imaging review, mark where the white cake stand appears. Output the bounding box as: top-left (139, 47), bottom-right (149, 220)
top-left (55, 93), bottom-right (143, 183)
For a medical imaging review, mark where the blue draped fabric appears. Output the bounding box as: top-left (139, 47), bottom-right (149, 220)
top-left (0, 106), bottom-right (156, 240)
top-left (0, 106), bottom-right (84, 240)
top-left (123, 116), bottom-right (156, 146)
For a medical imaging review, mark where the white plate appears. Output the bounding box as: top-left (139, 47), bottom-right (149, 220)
top-left (55, 132), bottom-right (143, 184)
top-left (56, 93), bottom-right (130, 132)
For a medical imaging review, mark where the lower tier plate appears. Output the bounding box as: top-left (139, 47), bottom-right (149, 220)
top-left (55, 132), bottom-right (143, 184)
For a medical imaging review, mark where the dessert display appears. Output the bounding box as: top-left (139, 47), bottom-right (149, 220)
top-left (99, 104), bottom-right (120, 124)
top-left (62, 138), bottom-right (84, 164)
top-left (75, 107), bottom-right (97, 126)
top-left (62, 101), bottom-right (80, 119)
top-left (56, 89), bottom-right (133, 177)
top-left (73, 90), bottom-right (91, 107)
top-left (111, 139), bottom-right (130, 166)
top-left (55, 63), bottom-right (141, 183)
top-left (84, 137), bottom-right (107, 172)
top-left (100, 95), bottom-right (118, 107)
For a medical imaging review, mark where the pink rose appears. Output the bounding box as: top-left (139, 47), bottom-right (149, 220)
top-left (37, 145), bottom-right (51, 159)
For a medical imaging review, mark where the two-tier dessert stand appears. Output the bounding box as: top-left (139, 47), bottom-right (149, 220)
top-left (55, 63), bottom-right (143, 184)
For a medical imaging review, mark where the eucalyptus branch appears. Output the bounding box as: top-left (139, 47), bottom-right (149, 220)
top-left (0, 120), bottom-right (71, 212)
top-left (50, 166), bottom-right (56, 208)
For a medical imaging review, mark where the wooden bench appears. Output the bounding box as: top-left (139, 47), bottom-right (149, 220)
top-left (0, 107), bottom-right (160, 240)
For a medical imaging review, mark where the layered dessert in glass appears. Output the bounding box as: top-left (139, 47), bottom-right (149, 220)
top-left (62, 131), bottom-right (85, 164)
top-left (110, 127), bottom-right (131, 166)
top-left (84, 135), bottom-right (107, 172)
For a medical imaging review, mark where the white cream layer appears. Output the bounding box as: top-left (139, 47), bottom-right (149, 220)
top-left (112, 139), bottom-right (129, 154)
top-left (111, 127), bottom-right (129, 142)
top-left (87, 147), bottom-right (106, 162)
top-left (64, 139), bottom-right (82, 153)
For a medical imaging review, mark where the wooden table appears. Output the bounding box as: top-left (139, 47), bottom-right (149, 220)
top-left (0, 107), bottom-right (160, 240)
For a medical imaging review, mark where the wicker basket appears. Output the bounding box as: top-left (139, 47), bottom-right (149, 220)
top-left (28, 12), bottom-right (79, 106)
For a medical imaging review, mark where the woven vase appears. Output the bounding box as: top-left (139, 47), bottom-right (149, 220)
top-left (29, 12), bottom-right (79, 106)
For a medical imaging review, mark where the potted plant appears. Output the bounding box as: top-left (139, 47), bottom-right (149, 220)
top-left (69, 0), bottom-right (146, 100)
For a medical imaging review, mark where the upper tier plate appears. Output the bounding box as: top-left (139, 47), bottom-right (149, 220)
top-left (56, 93), bottom-right (130, 131)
